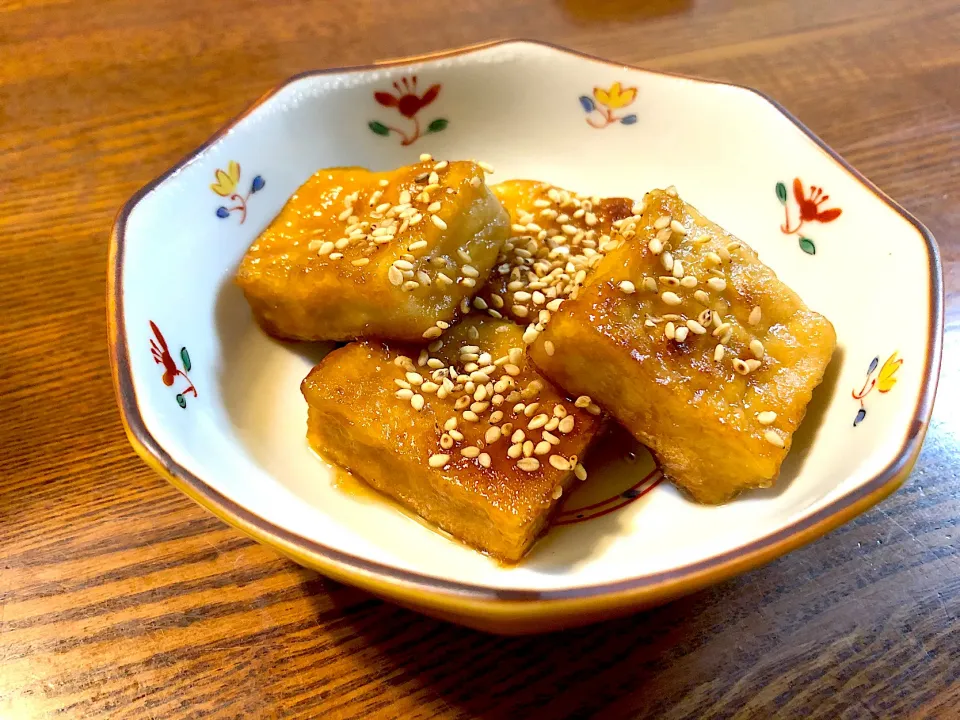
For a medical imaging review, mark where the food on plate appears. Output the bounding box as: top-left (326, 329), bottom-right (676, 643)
top-left (528, 188), bottom-right (836, 504)
top-left (300, 316), bottom-right (604, 562)
top-left (476, 180), bottom-right (634, 325)
top-left (236, 159), bottom-right (510, 342)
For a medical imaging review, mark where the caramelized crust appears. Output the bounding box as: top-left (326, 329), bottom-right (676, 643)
top-left (237, 161), bottom-right (509, 342)
top-left (529, 189), bottom-right (836, 504)
top-left (301, 316), bottom-right (603, 562)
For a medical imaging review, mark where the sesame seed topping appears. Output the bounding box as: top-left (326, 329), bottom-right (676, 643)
top-left (574, 463), bottom-right (588, 481)
top-left (687, 319), bottom-right (707, 335)
top-left (419, 153), bottom-right (433, 162)
top-left (549, 455), bottom-right (571, 471)
top-left (410, 394), bottom-right (425, 411)
top-left (534, 441), bottom-right (552, 455)
top-left (713, 344), bottom-right (725, 362)
top-left (750, 339), bottom-right (765, 359)
top-left (544, 340), bottom-right (555, 356)
top-left (661, 251), bottom-right (674, 272)
top-left (693, 234), bottom-right (711, 244)
top-left (758, 411), bottom-right (778, 425)
top-left (551, 485), bottom-right (563, 499)
top-left (317, 241), bottom-right (335, 256)
top-left (517, 458), bottom-right (540, 472)
top-left (428, 453), bottom-right (449, 468)
top-left (670, 220), bottom-right (688, 235)
top-left (508, 443), bottom-right (522, 459)
top-left (422, 326), bottom-right (443, 339)
top-left (528, 413), bottom-right (549, 430)
top-left (431, 214), bottom-right (447, 230)
top-left (395, 389), bottom-right (413, 400)
top-left (654, 215), bottom-right (671, 230)
top-left (661, 291), bottom-right (682, 306)
top-left (485, 426), bottom-right (502, 444)
top-left (712, 322), bottom-right (731, 338)
top-left (461, 445), bottom-right (481, 458)
top-left (478, 453), bottom-right (491, 468)
top-left (674, 326), bottom-right (690, 342)
top-left (643, 277), bottom-right (658, 292)
top-left (619, 280), bottom-right (636, 294)
top-left (462, 410), bottom-right (479, 422)
top-left (351, 258), bottom-right (370, 266)
top-left (680, 275), bottom-right (698, 288)
top-left (461, 264), bottom-right (479, 278)
top-left (694, 290), bottom-right (711, 305)
top-left (705, 252), bottom-right (722, 266)
top-left (648, 238), bottom-right (663, 255)
top-left (749, 306), bottom-right (762, 326)
top-left (745, 358), bottom-right (762, 372)
top-left (764, 430), bottom-right (785, 448)
top-left (558, 416), bottom-right (575, 434)
top-left (659, 276), bottom-right (680, 287)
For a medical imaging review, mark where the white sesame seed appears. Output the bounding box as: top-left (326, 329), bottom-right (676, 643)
top-left (543, 430), bottom-right (560, 446)
top-left (654, 215), bottom-right (671, 230)
top-left (422, 326), bottom-right (443, 339)
top-left (705, 252), bottom-right (722, 266)
top-left (551, 485), bottom-right (564, 499)
top-left (558, 416), bottom-right (575, 434)
top-left (317, 241), bottom-right (335, 256)
top-left (672, 260), bottom-right (684, 279)
top-left (351, 258), bottom-right (370, 266)
top-left (749, 306), bottom-right (762, 326)
top-left (670, 220), bottom-right (688, 235)
top-left (421, 381), bottom-right (439, 393)
top-left (674, 326), bottom-right (690, 342)
top-left (733, 358), bottom-right (751, 375)
top-left (503, 363), bottom-right (521, 377)
top-left (764, 430), bottom-right (785, 448)
top-left (395, 389), bottom-right (413, 400)
top-left (461, 277), bottom-right (477, 288)
top-left (619, 280), bottom-right (636, 294)
top-left (534, 441), bottom-right (551, 455)
top-left (462, 410), bottom-right (480, 422)
top-left (411, 394), bottom-right (425, 411)
top-left (665, 322), bottom-right (676, 340)
top-left (750, 339), bottom-right (765, 359)
top-left (693, 234), bottom-right (711, 245)
top-left (428, 453), bottom-right (449, 468)
top-left (574, 463), bottom-right (588, 481)
top-left (408, 240), bottom-right (428, 252)
top-left (444, 417), bottom-right (458, 431)
top-left (461, 264), bottom-right (479, 278)
top-left (648, 238), bottom-right (663, 255)
top-left (707, 277), bottom-right (727, 292)
top-left (680, 275), bottom-right (698, 288)
top-left (430, 214), bottom-right (447, 230)
top-left (685, 319), bottom-right (706, 335)
top-left (522, 325), bottom-right (540, 344)
top-left (758, 411), bottom-right (778, 425)
top-left (433, 160), bottom-right (448, 171)
top-left (461, 445), bottom-right (480, 458)
top-left (517, 458), bottom-right (540, 472)
top-left (544, 340), bottom-right (555, 356)
top-left (745, 358), bottom-right (762, 372)
top-left (661, 291), bottom-right (682, 306)
top-left (661, 251), bottom-right (674, 272)
top-left (478, 452), bottom-right (491, 468)
top-left (660, 276), bottom-right (680, 288)
top-left (549, 455), bottom-right (571, 471)
top-left (419, 153), bottom-right (433, 162)
top-left (713, 344), bottom-right (725, 362)
top-left (528, 414), bottom-right (549, 430)
top-left (643, 277), bottom-right (658, 292)
top-left (712, 322), bottom-right (731, 338)
top-left (694, 290), bottom-right (711, 305)
top-left (508, 443), bottom-right (522, 459)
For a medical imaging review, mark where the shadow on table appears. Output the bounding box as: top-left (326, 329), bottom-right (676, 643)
top-left (299, 571), bottom-right (756, 719)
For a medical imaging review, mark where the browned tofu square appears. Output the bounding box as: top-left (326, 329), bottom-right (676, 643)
top-left (476, 180), bottom-right (634, 324)
top-left (237, 160), bottom-right (510, 342)
top-left (301, 316), bottom-right (603, 562)
top-left (528, 188), bottom-right (836, 504)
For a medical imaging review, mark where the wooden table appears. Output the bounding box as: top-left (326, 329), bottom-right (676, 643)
top-left (2, 0), bottom-right (958, 716)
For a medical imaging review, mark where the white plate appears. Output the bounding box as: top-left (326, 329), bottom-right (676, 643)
top-left (109, 40), bottom-right (942, 633)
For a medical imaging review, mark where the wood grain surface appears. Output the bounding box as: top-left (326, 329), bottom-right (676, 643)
top-left (2, 0), bottom-right (958, 717)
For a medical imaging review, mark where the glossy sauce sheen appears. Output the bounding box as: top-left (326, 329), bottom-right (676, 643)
top-left (301, 316), bottom-right (604, 562)
top-left (236, 161), bottom-right (510, 342)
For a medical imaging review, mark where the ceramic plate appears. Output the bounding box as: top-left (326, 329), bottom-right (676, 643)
top-left (108, 40), bottom-right (942, 634)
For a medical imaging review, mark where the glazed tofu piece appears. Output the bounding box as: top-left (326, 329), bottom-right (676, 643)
top-left (528, 188), bottom-right (836, 504)
top-left (476, 180), bottom-right (634, 325)
top-left (237, 160), bottom-right (510, 342)
top-left (301, 316), bottom-right (603, 562)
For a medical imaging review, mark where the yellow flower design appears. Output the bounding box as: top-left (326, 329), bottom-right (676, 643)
top-left (877, 351), bottom-right (902, 393)
top-left (211, 160), bottom-right (241, 197)
top-left (593, 82), bottom-right (637, 110)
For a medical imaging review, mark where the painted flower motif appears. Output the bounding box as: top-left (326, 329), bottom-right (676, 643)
top-left (211, 161), bottom-right (265, 224)
top-left (776, 178), bottom-right (842, 255)
top-left (579, 81), bottom-right (638, 128)
top-left (594, 82), bottom-right (637, 110)
top-left (877, 351), bottom-right (903, 393)
top-left (369, 76), bottom-right (448, 145)
top-left (210, 160), bottom-right (241, 197)
top-left (852, 351), bottom-right (902, 426)
top-left (375, 76), bottom-right (440, 118)
top-left (150, 321), bottom-right (196, 409)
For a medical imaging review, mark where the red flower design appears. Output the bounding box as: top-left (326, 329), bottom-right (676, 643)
top-left (150, 321), bottom-right (196, 407)
top-left (793, 178), bottom-right (842, 224)
top-left (782, 178), bottom-right (842, 235)
top-left (375, 76), bottom-right (440, 118)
